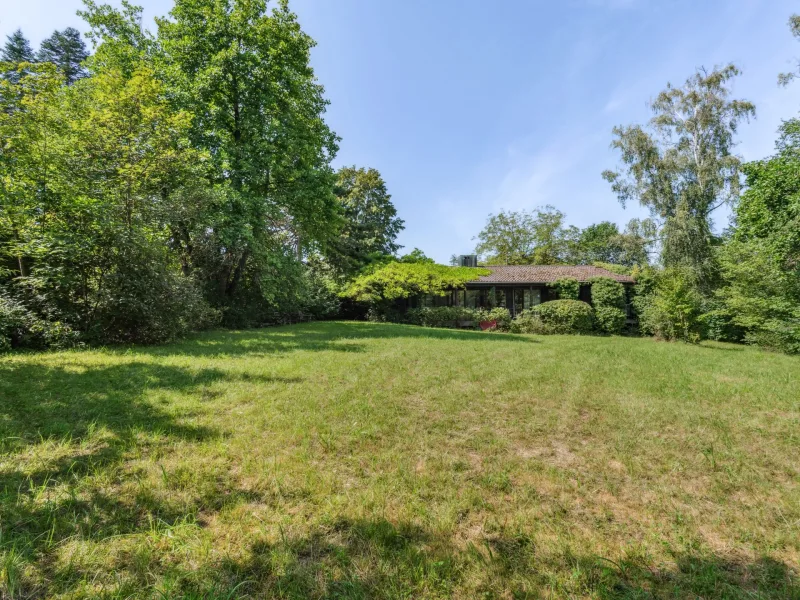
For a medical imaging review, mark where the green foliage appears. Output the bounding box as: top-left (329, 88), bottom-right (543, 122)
top-left (36, 27), bottom-right (89, 84)
top-left (573, 219), bottom-right (654, 266)
top-left (475, 206), bottom-right (574, 265)
top-left (343, 262), bottom-right (489, 304)
top-left (510, 309), bottom-right (552, 335)
top-left (326, 167), bottom-right (404, 275)
top-left (590, 277), bottom-right (627, 335)
top-left (526, 300), bottom-right (595, 335)
top-left (399, 248), bottom-right (434, 264)
top-left (299, 263), bottom-right (343, 320)
top-left (714, 119), bottom-right (800, 353)
top-left (401, 306), bottom-right (511, 331)
top-left (0, 292), bottom-right (80, 351)
top-left (82, 243), bottom-right (220, 345)
top-left (634, 268), bottom-right (703, 342)
top-left (154, 0), bottom-right (341, 314)
top-left (0, 2), bottom-right (347, 348)
top-left (0, 60), bottom-right (217, 345)
top-left (604, 65), bottom-right (755, 286)
top-left (485, 307), bottom-right (512, 331)
top-left (474, 208), bottom-right (653, 268)
top-left (717, 239), bottom-right (800, 353)
top-left (1, 29), bottom-right (35, 84)
top-left (549, 277), bottom-right (580, 300)
top-left (591, 262), bottom-right (630, 275)
top-left (406, 307), bottom-right (481, 328)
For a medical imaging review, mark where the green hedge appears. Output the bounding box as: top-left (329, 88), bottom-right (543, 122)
top-left (590, 277), bottom-right (627, 334)
top-left (522, 299), bottom-right (595, 334)
top-left (403, 306), bottom-right (512, 330)
top-left (549, 277), bottom-right (580, 300)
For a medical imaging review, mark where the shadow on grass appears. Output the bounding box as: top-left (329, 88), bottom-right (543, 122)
top-left (0, 360), bottom-right (225, 447)
top-left (114, 518), bottom-right (798, 599)
top-left (580, 552), bottom-right (798, 600)
top-left (0, 358), bottom-right (281, 596)
top-left (142, 321), bottom-right (536, 359)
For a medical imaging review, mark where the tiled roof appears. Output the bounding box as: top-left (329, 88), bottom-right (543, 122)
top-left (470, 265), bottom-right (635, 284)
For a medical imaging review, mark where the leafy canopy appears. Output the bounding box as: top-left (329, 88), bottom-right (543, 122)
top-left (603, 65), bottom-right (754, 284)
top-left (326, 166), bottom-right (404, 275)
top-left (716, 119), bottom-right (800, 352)
top-left (475, 206), bottom-right (574, 265)
top-left (343, 262), bottom-right (489, 303)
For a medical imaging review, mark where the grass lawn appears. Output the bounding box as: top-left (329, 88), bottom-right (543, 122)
top-left (1, 321), bottom-right (799, 599)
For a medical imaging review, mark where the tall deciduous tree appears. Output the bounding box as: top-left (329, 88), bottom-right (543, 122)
top-left (155, 0), bottom-right (340, 311)
top-left (36, 27), bottom-right (90, 85)
top-left (717, 119), bottom-right (800, 352)
top-left (326, 166), bottom-right (404, 275)
top-left (603, 65), bottom-right (754, 286)
top-left (0, 63), bottom-right (64, 279)
top-left (574, 219), bottom-right (655, 266)
top-left (475, 206), bottom-right (574, 265)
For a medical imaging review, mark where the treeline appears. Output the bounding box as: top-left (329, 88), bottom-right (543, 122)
top-left (469, 206), bottom-right (656, 268)
top-left (0, 1), bottom-right (404, 350)
top-left (471, 52), bottom-right (800, 352)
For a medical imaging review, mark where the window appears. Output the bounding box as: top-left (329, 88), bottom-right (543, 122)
top-left (524, 288), bottom-right (541, 308)
top-left (493, 288), bottom-right (505, 308)
top-left (513, 288), bottom-right (525, 313)
top-left (465, 289), bottom-right (480, 308)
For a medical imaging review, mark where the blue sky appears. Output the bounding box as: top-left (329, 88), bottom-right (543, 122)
top-left (3, 0), bottom-right (800, 262)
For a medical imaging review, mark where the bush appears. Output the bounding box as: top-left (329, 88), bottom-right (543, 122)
top-left (549, 277), bottom-right (580, 300)
top-left (590, 277), bottom-right (627, 335)
top-left (510, 310), bottom-right (554, 335)
top-left (593, 306), bottom-right (626, 335)
top-left (299, 265), bottom-right (342, 320)
top-left (634, 268), bottom-right (703, 342)
top-left (86, 244), bottom-right (220, 345)
top-left (0, 292), bottom-right (81, 351)
top-left (698, 299), bottom-right (744, 343)
top-left (484, 307), bottom-right (512, 331)
top-left (402, 306), bottom-right (512, 330)
top-left (526, 299), bottom-right (595, 334)
top-left (406, 306), bottom-right (481, 328)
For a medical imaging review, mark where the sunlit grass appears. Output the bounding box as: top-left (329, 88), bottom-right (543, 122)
top-left (1, 321), bottom-right (798, 598)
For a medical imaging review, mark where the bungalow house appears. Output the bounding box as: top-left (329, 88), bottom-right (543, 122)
top-left (415, 260), bottom-right (635, 317)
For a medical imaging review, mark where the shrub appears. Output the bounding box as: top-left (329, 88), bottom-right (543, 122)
top-left (698, 299), bottom-right (744, 343)
top-left (527, 299), bottom-right (595, 334)
top-left (634, 268), bottom-right (703, 342)
top-left (0, 292), bottom-right (81, 351)
top-left (715, 238), bottom-right (800, 353)
top-left (593, 306), bottom-right (626, 335)
top-left (299, 265), bottom-right (342, 320)
top-left (549, 277), bottom-right (580, 300)
top-left (510, 310), bottom-right (554, 335)
top-left (402, 306), bottom-right (512, 330)
top-left (406, 307), bottom-right (481, 328)
top-left (484, 307), bottom-right (512, 331)
top-left (590, 277), bottom-right (627, 335)
top-left (87, 250), bottom-right (220, 345)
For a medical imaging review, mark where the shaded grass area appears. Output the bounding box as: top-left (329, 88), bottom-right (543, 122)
top-left (0, 321), bottom-right (798, 598)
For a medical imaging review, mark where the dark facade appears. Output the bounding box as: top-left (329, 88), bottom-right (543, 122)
top-left (412, 265), bottom-right (635, 317)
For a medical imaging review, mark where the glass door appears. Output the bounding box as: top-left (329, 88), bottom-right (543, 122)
top-left (513, 288), bottom-right (525, 316)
